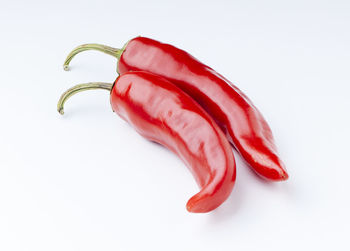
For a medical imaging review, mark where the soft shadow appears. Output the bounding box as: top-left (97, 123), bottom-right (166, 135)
top-left (207, 152), bottom-right (249, 222)
top-left (207, 151), bottom-right (295, 223)
top-left (58, 104), bottom-right (110, 118)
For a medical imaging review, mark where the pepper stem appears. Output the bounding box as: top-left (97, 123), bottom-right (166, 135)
top-left (57, 82), bottom-right (113, 115)
top-left (63, 44), bottom-right (121, 71)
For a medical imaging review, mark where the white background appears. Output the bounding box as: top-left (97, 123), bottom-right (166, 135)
top-left (1, 0), bottom-right (349, 250)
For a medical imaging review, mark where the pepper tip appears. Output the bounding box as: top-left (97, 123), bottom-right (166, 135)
top-left (281, 171), bottom-right (289, 181)
top-left (63, 65), bottom-right (70, 71)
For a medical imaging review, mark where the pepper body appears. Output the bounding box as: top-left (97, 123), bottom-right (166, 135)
top-left (117, 37), bottom-right (288, 181)
top-left (110, 71), bottom-right (236, 213)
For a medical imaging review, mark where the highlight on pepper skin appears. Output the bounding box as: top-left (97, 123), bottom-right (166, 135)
top-left (57, 71), bottom-right (236, 213)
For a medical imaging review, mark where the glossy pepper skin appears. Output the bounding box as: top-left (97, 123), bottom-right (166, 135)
top-left (64, 37), bottom-right (288, 181)
top-left (110, 71), bottom-right (236, 213)
top-left (116, 37), bottom-right (288, 181)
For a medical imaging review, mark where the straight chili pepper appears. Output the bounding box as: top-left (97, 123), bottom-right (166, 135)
top-left (57, 71), bottom-right (236, 213)
top-left (63, 37), bottom-right (288, 181)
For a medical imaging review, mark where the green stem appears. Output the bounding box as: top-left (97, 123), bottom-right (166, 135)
top-left (63, 44), bottom-right (122, 71)
top-left (57, 82), bottom-right (113, 115)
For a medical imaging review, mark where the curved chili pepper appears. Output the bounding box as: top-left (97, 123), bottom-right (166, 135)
top-left (63, 37), bottom-right (288, 181)
top-left (57, 71), bottom-right (236, 213)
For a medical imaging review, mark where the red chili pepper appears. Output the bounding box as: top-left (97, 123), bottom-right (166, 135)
top-left (63, 37), bottom-right (288, 181)
top-left (57, 71), bottom-right (236, 213)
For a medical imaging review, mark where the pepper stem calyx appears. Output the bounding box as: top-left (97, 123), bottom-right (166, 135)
top-left (63, 44), bottom-right (121, 71)
top-left (57, 82), bottom-right (113, 115)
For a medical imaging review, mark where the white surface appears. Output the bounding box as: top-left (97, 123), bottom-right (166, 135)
top-left (1, 0), bottom-right (349, 250)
